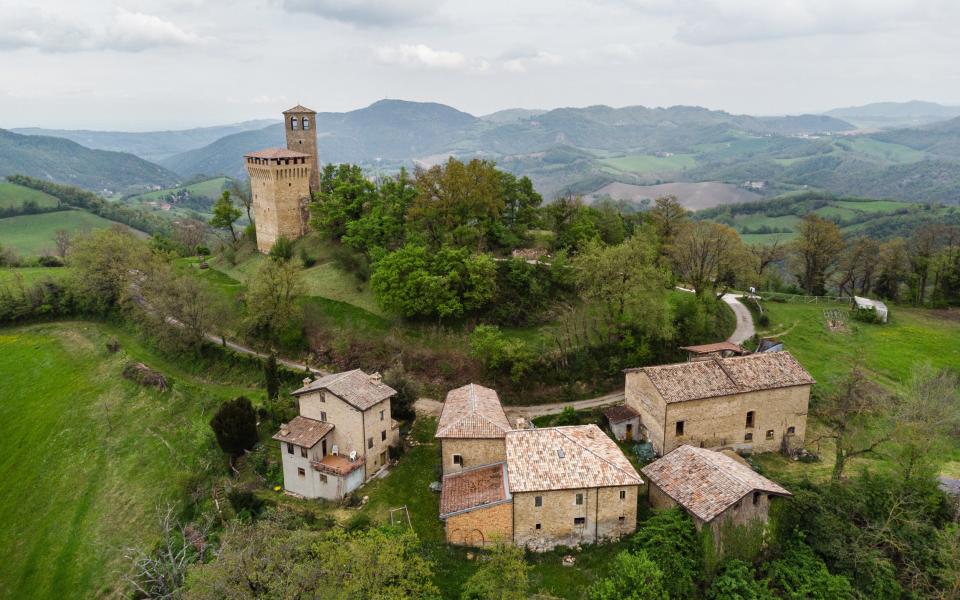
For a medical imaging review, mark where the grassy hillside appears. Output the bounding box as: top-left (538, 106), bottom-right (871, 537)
top-left (0, 129), bottom-right (179, 195)
top-left (0, 322), bottom-right (259, 598)
top-left (131, 177), bottom-right (229, 203)
top-left (0, 181), bottom-right (59, 209)
top-left (0, 210), bottom-right (138, 256)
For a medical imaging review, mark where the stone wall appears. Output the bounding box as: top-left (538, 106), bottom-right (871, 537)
top-left (445, 502), bottom-right (514, 547)
top-left (284, 115), bottom-right (320, 193)
top-left (609, 416), bottom-right (641, 442)
top-left (440, 438), bottom-right (506, 476)
top-left (513, 485), bottom-right (639, 551)
top-left (625, 372), bottom-right (667, 452)
top-left (247, 159), bottom-right (311, 253)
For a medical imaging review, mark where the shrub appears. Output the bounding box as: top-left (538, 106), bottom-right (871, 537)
top-left (209, 396), bottom-right (259, 458)
top-left (299, 246), bottom-right (316, 268)
top-left (37, 255), bottom-right (64, 267)
top-left (631, 508), bottom-right (702, 599)
top-left (707, 559), bottom-right (773, 600)
top-left (269, 235), bottom-right (294, 261)
top-left (757, 313), bottom-right (770, 327)
top-left (461, 542), bottom-right (530, 600)
top-left (766, 540), bottom-right (855, 599)
top-left (344, 512), bottom-right (371, 532)
top-left (589, 550), bottom-right (667, 600)
top-left (227, 489), bottom-right (266, 521)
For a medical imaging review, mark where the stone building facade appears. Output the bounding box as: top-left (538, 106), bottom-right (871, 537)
top-left (245, 104), bottom-right (320, 253)
top-left (274, 369), bottom-right (400, 500)
top-left (642, 445), bottom-right (791, 546)
top-left (624, 351), bottom-right (814, 455)
top-left (435, 384), bottom-right (512, 476)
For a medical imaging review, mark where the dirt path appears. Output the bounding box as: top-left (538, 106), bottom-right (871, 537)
top-left (201, 331), bottom-right (327, 375)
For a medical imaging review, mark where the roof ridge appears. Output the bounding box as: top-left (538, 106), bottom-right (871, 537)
top-left (712, 358), bottom-right (740, 388)
top-left (553, 426), bottom-right (640, 483)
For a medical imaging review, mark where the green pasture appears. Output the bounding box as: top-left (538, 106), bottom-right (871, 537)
top-left (600, 153), bottom-right (697, 174)
top-left (0, 210), bottom-right (127, 256)
top-left (0, 182), bottom-right (60, 209)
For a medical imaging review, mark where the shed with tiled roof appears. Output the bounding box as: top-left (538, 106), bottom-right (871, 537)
top-left (642, 445), bottom-right (790, 536)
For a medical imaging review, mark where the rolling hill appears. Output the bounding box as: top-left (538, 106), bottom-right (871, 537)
top-left (11, 120), bottom-right (277, 162)
top-left (0, 129), bottom-right (179, 194)
top-left (824, 101), bottom-right (960, 129)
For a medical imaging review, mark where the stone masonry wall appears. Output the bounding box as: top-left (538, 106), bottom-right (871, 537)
top-left (445, 502), bottom-right (514, 547)
top-left (248, 160), bottom-right (310, 253)
top-left (513, 485), bottom-right (639, 551)
top-left (625, 371), bottom-right (667, 451)
top-left (440, 438), bottom-right (507, 476)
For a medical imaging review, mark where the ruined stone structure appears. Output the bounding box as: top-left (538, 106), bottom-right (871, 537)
top-left (245, 104), bottom-right (320, 253)
top-left (436, 384), bottom-right (643, 550)
top-left (624, 351), bottom-right (814, 455)
top-left (642, 445), bottom-right (791, 548)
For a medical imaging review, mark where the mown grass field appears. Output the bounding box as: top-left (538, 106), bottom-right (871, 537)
top-left (750, 299), bottom-right (960, 481)
top-left (0, 210), bottom-right (125, 256)
top-left (0, 266), bottom-right (73, 286)
top-left (0, 182), bottom-right (60, 209)
top-left (0, 321), bottom-right (260, 599)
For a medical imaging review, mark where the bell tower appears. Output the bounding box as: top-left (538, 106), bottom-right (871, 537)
top-left (283, 105), bottom-right (320, 194)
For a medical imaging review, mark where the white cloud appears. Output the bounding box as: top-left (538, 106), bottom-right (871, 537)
top-left (375, 43), bottom-right (468, 69)
top-left (0, 8), bottom-right (206, 52)
top-left (282, 0), bottom-right (442, 27)
top-left (623, 0), bottom-right (956, 45)
top-left (500, 50), bottom-right (562, 73)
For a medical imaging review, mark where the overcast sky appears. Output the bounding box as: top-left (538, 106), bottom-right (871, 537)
top-left (1, 0), bottom-right (959, 130)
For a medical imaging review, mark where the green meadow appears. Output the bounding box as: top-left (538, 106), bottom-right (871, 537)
top-left (0, 182), bottom-right (60, 209)
top-left (0, 210), bottom-right (124, 256)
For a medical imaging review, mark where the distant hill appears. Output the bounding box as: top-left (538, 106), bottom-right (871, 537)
top-left (825, 101), bottom-right (960, 129)
top-left (871, 117), bottom-right (960, 159)
top-left (0, 129), bottom-right (180, 194)
top-left (480, 108), bottom-right (547, 124)
top-left (11, 120), bottom-right (277, 162)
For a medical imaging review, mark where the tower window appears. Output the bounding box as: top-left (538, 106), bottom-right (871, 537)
top-left (290, 116), bottom-right (299, 130)
top-left (303, 117), bottom-right (311, 130)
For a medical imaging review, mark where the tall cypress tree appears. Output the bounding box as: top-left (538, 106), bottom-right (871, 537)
top-left (210, 396), bottom-right (258, 458)
top-left (264, 353), bottom-right (280, 400)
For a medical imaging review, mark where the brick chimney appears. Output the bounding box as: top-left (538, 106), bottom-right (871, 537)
top-left (370, 371), bottom-right (382, 385)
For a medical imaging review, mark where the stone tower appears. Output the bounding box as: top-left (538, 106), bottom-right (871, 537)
top-left (282, 105), bottom-right (320, 194)
top-left (244, 148), bottom-right (311, 253)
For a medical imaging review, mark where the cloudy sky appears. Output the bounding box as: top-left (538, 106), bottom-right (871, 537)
top-left (1, 0), bottom-right (958, 130)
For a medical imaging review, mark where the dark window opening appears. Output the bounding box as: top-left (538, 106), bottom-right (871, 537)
top-left (574, 517), bottom-right (586, 525)
top-left (286, 443), bottom-right (294, 455)
top-left (575, 493), bottom-right (584, 505)
top-left (367, 437), bottom-right (373, 449)
top-left (619, 490), bottom-right (626, 500)
top-left (787, 426), bottom-right (796, 435)
top-left (744, 433), bottom-right (753, 442)
top-left (381, 431), bottom-right (386, 441)
top-left (766, 430), bottom-right (774, 440)
top-left (745, 411), bottom-right (755, 428)
top-left (535, 496), bottom-right (542, 507)
top-left (675, 421), bottom-right (685, 436)
top-left (618, 516), bottom-right (626, 522)
top-left (297, 467), bottom-right (305, 477)
top-left (290, 117), bottom-right (299, 130)
top-left (303, 117), bottom-right (310, 129)
top-left (535, 523), bottom-right (541, 530)
top-left (453, 454), bottom-right (463, 466)
top-left (753, 491), bottom-right (761, 505)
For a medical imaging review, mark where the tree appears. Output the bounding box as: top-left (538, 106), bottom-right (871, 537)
top-left (53, 229), bottom-right (70, 258)
top-left (124, 505), bottom-right (211, 599)
top-left (572, 235), bottom-right (671, 337)
top-left (209, 396), bottom-right (258, 459)
top-left (706, 560), bottom-right (773, 600)
top-left (891, 364), bottom-right (960, 483)
top-left (749, 240), bottom-right (787, 285)
top-left (409, 158), bottom-right (505, 251)
top-left (138, 266), bottom-right (219, 352)
top-left (210, 190), bottom-right (242, 243)
top-left (310, 163), bottom-right (378, 240)
top-left (874, 238), bottom-right (911, 301)
top-left (791, 214), bottom-right (845, 295)
top-left (589, 550), bottom-right (667, 600)
top-left (68, 228), bottom-right (156, 313)
top-left (671, 221), bottom-right (752, 297)
top-left (836, 237), bottom-right (880, 297)
top-left (630, 507), bottom-right (702, 599)
top-left (370, 245), bottom-right (497, 321)
top-left (766, 540), bottom-right (855, 600)
top-left (460, 542), bottom-right (530, 600)
top-left (186, 523), bottom-right (440, 599)
top-left (264, 353), bottom-right (280, 401)
top-left (173, 219), bottom-right (208, 254)
top-left (648, 196), bottom-right (688, 257)
top-left (813, 366), bottom-right (892, 480)
top-left (544, 195), bottom-right (600, 253)
top-left (243, 259), bottom-right (304, 343)
top-left (342, 168), bottom-right (417, 254)
top-left (269, 235), bottom-right (294, 262)
top-left (226, 179), bottom-right (254, 224)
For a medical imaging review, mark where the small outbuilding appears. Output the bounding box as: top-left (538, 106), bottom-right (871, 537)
top-left (678, 341), bottom-right (748, 361)
top-left (641, 445), bottom-right (790, 538)
top-left (604, 404), bottom-right (642, 441)
top-left (852, 296), bottom-right (889, 323)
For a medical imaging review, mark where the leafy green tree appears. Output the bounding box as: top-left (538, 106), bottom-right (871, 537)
top-left (243, 259), bottom-right (304, 343)
top-left (469, 325), bottom-right (536, 383)
top-left (460, 542), bottom-right (530, 600)
top-left (409, 158), bottom-right (505, 251)
top-left (370, 245), bottom-right (496, 321)
top-left (671, 221), bottom-right (752, 297)
top-left (648, 195), bottom-right (688, 257)
top-left (589, 550), bottom-right (667, 600)
top-left (706, 560), bottom-right (773, 600)
top-left (186, 523), bottom-right (439, 599)
top-left (310, 163), bottom-right (378, 240)
top-left (544, 195), bottom-right (600, 253)
top-left (263, 353), bottom-right (280, 400)
top-left (342, 168), bottom-right (417, 254)
top-left (226, 179), bottom-right (254, 224)
top-left (209, 396), bottom-right (258, 458)
top-left (68, 228), bottom-right (156, 313)
top-left (766, 540), bottom-right (855, 600)
top-left (210, 191), bottom-right (242, 243)
top-left (790, 214), bottom-right (845, 295)
top-left (631, 508), bottom-right (702, 599)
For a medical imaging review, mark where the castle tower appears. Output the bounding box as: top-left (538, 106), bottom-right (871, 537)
top-left (282, 105), bottom-right (320, 194)
top-left (244, 148), bottom-right (311, 253)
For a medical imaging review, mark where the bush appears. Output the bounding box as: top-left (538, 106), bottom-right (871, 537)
top-left (469, 325), bottom-right (537, 383)
top-left (766, 540), bottom-right (855, 599)
top-left (37, 255), bottom-right (64, 267)
top-left (299, 246), bottom-right (316, 268)
top-left (589, 550), bottom-right (667, 600)
top-left (269, 235), bottom-right (294, 262)
top-left (631, 508), bottom-right (702, 599)
top-left (209, 396), bottom-right (259, 458)
top-left (344, 512), bottom-right (371, 533)
top-left (757, 313), bottom-right (770, 327)
top-left (707, 560), bottom-right (773, 600)
top-left (227, 489), bottom-right (266, 521)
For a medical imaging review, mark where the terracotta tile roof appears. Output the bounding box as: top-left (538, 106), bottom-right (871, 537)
top-left (439, 463), bottom-right (511, 517)
top-left (245, 147), bottom-right (311, 159)
top-left (505, 425), bottom-right (643, 493)
top-left (272, 416), bottom-right (333, 448)
top-left (283, 104), bottom-right (316, 114)
top-left (678, 342), bottom-right (747, 355)
top-left (626, 351), bottom-right (814, 404)
top-left (641, 445), bottom-right (791, 522)
top-left (604, 404), bottom-right (641, 424)
top-left (436, 384), bottom-right (512, 439)
top-left (292, 369), bottom-right (396, 411)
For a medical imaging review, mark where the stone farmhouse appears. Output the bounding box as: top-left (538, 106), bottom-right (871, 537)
top-left (642, 444), bottom-right (791, 538)
top-left (273, 369), bottom-right (400, 500)
top-left (245, 105), bottom-right (320, 253)
top-left (437, 384), bottom-right (643, 550)
top-left (624, 351), bottom-right (814, 455)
